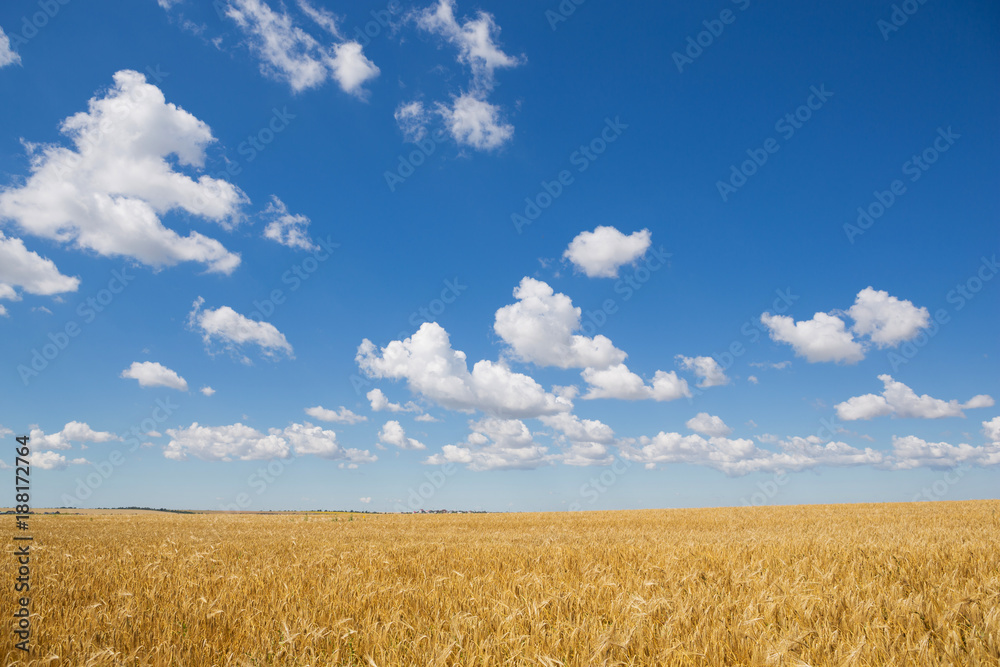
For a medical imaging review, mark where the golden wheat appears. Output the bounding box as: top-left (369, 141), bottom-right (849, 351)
top-left (2, 501), bottom-right (999, 666)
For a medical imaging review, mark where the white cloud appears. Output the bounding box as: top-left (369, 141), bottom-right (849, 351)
top-left (0, 70), bottom-right (246, 274)
top-left (835, 375), bottom-right (994, 421)
top-left (760, 312), bottom-right (864, 364)
top-left (425, 417), bottom-right (548, 471)
top-left (359, 496), bottom-right (372, 503)
top-left (29, 421), bottom-right (120, 450)
top-left (847, 287), bottom-right (929, 348)
top-left (378, 420), bottom-right (426, 450)
top-left (200, 386), bottom-right (216, 396)
top-left (296, 0), bottom-right (341, 37)
top-left (0, 26), bottom-right (20, 68)
top-left (415, 0), bottom-right (522, 92)
top-left (367, 388), bottom-right (421, 413)
top-left (676, 355), bottom-right (729, 388)
top-left (261, 196), bottom-right (317, 251)
top-left (621, 432), bottom-right (883, 476)
top-left (563, 226), bottom-right (651, 278)
top-left (0, 305), bottom-right (6, 317)
top-left (305, 405), bottom-right (367, 424)
top-left (395, 101), bottom-right (430, 143)
top-left (686, 413), bottom-right (732, 437)
top-left (283, 422), bottom-right (376, 462)
top-left (356, 322), bottom-right (572, 418)
top-left (328, 41), bottom-right (380, 98)
top-left (188, 297), bottom-right (294, 360)
top-left (983, 416), bottom-right (1000, 443)
top-left (494, 277), bottom-right (626, 370)
top-left (888, 435), bottom-right (1000, 470)
top-left (225, 0), bottom-right (378, 96)
top-left (0, 230), bottom-right (79, 303)
top-left (415, 413), bottom-right (440, 423)
top-left (436, 93), bottom-right (512, 151)
top-left (120, 361), bottom-right (188, 391)
top-left (581, 363), bottom-right (690, 402)
top-left (165, 422), bottom-right (289, 461)
top-left (749, 361), bottom-right (791, 370)
top-left (29, 451), bottom-right (89, 470)
top-left (748, 375), bottom-right (758, 384)
top-left (539, 412), bottom-right (615, 466)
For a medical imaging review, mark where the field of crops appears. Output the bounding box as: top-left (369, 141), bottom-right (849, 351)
top-left (3, 501), bottom-right (999, 666)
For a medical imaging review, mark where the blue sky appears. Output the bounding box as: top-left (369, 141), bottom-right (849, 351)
top-left (0, 0), bottom-right (997, 512)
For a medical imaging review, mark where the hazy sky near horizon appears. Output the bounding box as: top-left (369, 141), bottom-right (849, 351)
top-left (0, 0), bottom-right (997, 511)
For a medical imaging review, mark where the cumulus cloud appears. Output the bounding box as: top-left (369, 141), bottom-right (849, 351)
top-left (760, 312), bottom-right (864, 364)
top-left (367, 388), bottom-right (422, 413)
top-left (200, 386), bottom-right (216, 396)
top-left (378, 420), bottom-right (426, 450)
top-left (847, 287), bottom-right (929, 348)
top-left (356, 322), bottom-right (572, 418)
top-left (494, 277), bottom-right (626, 370)
top-left (621, 432), bottom-right (883, 476)
top-left (581, 363), bottom-right (690, 402)
top-left (120, 361), bottom-right (189, 391)
top-left (29, 421), bottom-right (120, 450)
top-left (29, 451), bottom-right (90, 470)
top-left (0, 27), bottom-right (20, 68)
top-left (436, 94), bottom-right (512, 151)
top-left (413, 0), bottom-right (523, 150)
top-left (835, 375), bottom-right (994, 421)
top-left (261, 196), bottom-right (317, 251)
top-left (425, 417), bottom-right (548, 471)
top-left (888, 435), bottom-right (1000, 470)
top-left (415, 0), bottom-right (522, 92)
top-left (676, 355), bottom-right (730, 388)
top-left (686, 413), bottom-right (732, 437)
top-left (0, 230), bottom-right (80, 303)
top-left (164, 421), bottom-right (375, 462)
top-left (305, 405), bottom-right (367, 424)
top-left (224, 0), bottom-right (379, 96)
top-left (539, 412), bottom-right (615, 466)
top-left (188, 297), bottom-right (294, 360)
top-left (283, 421), bottom-right (376, 461)
top-left (563, 226), bottom-right (651, 278)
top-left (983, 416), bottom-right (1000, 443)
top-left (359, 496), bottom-right (372, 503)
top-left (0, 70), bottom-right (246, 274)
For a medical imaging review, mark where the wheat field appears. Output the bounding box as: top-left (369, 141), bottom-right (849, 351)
top-left (2, 501), bottom-right (999, 666)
